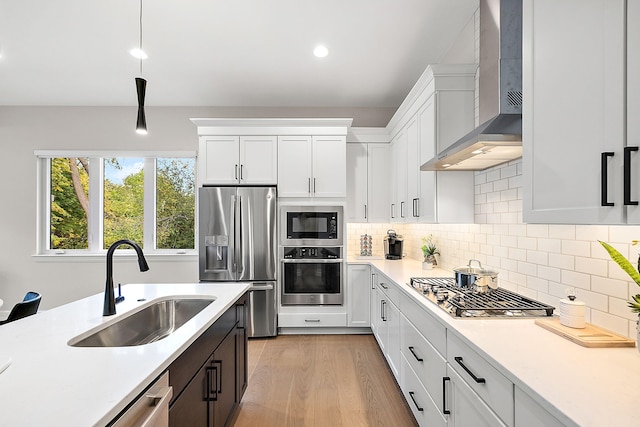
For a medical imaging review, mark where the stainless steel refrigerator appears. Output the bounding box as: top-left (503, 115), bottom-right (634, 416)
top-left (199, 186), bottom-right (277, 337)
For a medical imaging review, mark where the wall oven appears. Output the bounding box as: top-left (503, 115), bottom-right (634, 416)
top-left (280, 246), bottom-right (344, 305)
top-left (280, 206), bottom-right (343, 246)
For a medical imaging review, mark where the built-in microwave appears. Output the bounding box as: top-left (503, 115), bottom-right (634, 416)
top-left (280, 206), bottom-right (343, 246)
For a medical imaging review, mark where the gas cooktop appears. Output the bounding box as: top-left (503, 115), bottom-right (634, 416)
top-left (409, 277), bottom-right (555, 318)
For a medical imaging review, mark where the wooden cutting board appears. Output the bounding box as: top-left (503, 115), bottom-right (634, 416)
top-left (535, 318), bottom-right (635, 348)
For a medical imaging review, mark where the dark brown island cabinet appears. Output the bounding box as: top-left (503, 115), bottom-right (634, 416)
top-left (168, 292), bottom-right (248, 427)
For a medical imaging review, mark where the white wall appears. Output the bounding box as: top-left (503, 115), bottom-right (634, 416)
top-left (0, 105), bottom-right (394, 312)
top-left (348, 159), bottom-right (640, 339)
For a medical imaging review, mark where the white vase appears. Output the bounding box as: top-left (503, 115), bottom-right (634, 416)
top-left (422, 261), bottom-right (433, 270)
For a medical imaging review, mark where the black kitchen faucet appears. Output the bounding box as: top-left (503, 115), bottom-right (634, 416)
top-left (103, 239), bottom-right (149, 316)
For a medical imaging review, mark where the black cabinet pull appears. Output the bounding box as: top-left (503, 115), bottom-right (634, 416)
top-left (454, 356), bottom-right (486, 383)
top-left (413, 198), bottom-right (419, 217)
top-left (380, 282), bottom-right (388, 290)
top-left (391, 204), bottom-right (395, 219)
top-left (371, 273), bottom-right (376, 290)
top-left (400, 201), bottom-right (405, 218)
top-left (624, 147), bottom-right (639, 206)
top-left (240, 164), bottom-right (244, 181)
top-left (381, 300), bottom-right (387, 321)
top-left (205, 365), bottom-right (218, 401)
top-left (234, 164), bottom-right (239, 180)
top-left (364, 204), bottom-right (367, 219)
top-left (214, 360), bottom-right (222, 393)
top-left (408, 391), bottom-right (424, 412)
top-left (442, 377), bottom-right (451, 415)
top-left (408, 346), bottom-right (423, 362)
top-left (601, 152), bottom-right (614, 206)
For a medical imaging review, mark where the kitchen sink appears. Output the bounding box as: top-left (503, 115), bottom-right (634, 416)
top-left (68, 297), bottom-right (215, 347)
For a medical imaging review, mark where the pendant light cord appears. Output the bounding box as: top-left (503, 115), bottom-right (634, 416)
top-left (139, 0), bottom-right (143, 76)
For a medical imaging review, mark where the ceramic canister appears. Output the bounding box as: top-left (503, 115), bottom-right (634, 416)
top-left (559, 298), bottom-right (586, 329)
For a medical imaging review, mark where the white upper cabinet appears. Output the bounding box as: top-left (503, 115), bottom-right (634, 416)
top-left (198, 136), bottom-right (277, 185)
top-left (523, 0), bottom-right (631, 224)
top-left (346, 143), bottom-right (390, 222)
top-left (385, 64), bottom-right (476, 224)
top-left (278, 135), bottom-right (347, 198)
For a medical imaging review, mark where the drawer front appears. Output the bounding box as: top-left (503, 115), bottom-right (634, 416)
top-left (278, 312), bottom-right (347, 327)
top-left (401, 353), bottom-right (447, 427)
top-left (377, 273), bottom-right (400, 306)
top-left (447, 333), bottom-right (514, 427)
top-left (400, 313), bottom-right (447, 408)
top-left (400, 291), bottom-right (446, 356)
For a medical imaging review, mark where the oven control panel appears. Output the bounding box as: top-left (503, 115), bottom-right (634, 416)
top-left (283, 246), bottom-right (341, 259)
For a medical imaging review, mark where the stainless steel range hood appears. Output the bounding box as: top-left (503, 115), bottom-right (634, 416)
top-left (422, 0), bottom-right (522, 171)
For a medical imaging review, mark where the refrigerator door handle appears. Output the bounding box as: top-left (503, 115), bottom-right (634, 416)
top-left (235, 195), bottom-right (243, 276)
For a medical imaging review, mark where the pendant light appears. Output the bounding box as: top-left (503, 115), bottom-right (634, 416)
top-left (135, 0), bottom-right (147, 135)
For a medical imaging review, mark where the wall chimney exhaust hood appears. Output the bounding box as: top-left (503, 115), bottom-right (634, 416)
top-left (421, 0), bottom-right (522, 171)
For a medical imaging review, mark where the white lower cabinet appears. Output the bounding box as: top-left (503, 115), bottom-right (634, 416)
top-left (445, 366), bottom-right (507, 427)
top-left (371, 275), bottom-right (400, 378)
top-left (447, 333), bottom-right (514, 427)
top-left (400, 313), bottom-right (447, 427)
top-left (401, 354), bottom-right (447, 427)
top-left (347, 264), bottom-right (371, 327)
top-left (515, 386), bottom-right (565, 427)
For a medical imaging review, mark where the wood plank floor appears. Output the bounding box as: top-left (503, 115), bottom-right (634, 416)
top-left (232, 335), bottom-right (418, 427)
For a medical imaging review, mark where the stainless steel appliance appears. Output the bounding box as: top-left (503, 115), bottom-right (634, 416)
top-left (199, 186), bottom-right (277, 337)
top-left (280, 206), bottom-right (343, 246)
top-left (383, 229), bottom-right (403, 260)
top-left (281, 246), bottom-right (343, 305)
top-left (409, 277), bottom-right (554, 318)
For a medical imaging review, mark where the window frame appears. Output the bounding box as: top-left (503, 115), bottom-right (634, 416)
top-left (35, 150), bottom-right (197, 258)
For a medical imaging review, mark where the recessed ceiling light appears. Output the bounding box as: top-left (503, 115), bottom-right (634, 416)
top-left (130, 48), bottom-right (148, 60)
top-left (471, 149), bottom-right (484, 155)
top-left (442, 163), bottom-right (451, 168)
top-left (313, 45), bottom-right (329, 58)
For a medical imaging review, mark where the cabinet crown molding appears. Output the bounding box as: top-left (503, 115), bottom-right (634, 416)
top-left (191, 118), bottom-right (353, 136)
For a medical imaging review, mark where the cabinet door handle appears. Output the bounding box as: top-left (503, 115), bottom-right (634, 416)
top-left (371, 273), bottom-right (376, 290)
top-left (624, 147), bottom-right (639, 206)
top-left (442, 377), bottom-right (451, 415)
top-left (454, 356), bottom-right (486, 383)
top-left (408, 391), bottom-right (424, 412)
top-left (601, 152), bottom-right (615, 206)
top-left (235, 164), bottom-right (239, 180)
top-left (214, 360), bottom-right (222, 393)
top-left (413, 198), bottom-right (419, 217)
top-left (304, 319), bottom-right (321, 323)
top-left (364, 204), bottom-right (367, 219)
top-left (380, 282), bottom-right (388, 290)
top-left (400, 201), bottom-right (405, 218)
top-left (408, 346), bottom-right (423, 362)
top-left (314, 178), bottom-right (316, 193)
top-left (391, 204), bottom-right (395, 219)
top-left (205, 365), bottom-right (218, 401)
top-left (240, 164), bottom-right (244, 181)
top-left (308, 178), bottom-right (311, 194)
top-left (381, 300), bottom-right (387, 321)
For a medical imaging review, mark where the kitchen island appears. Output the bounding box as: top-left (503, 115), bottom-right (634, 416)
top-left (0, 282), bottom-right (249, 427)
top-left (350, 257), bottom-right (640, 427)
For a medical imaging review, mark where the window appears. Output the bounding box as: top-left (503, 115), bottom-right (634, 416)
top-left (37, 151), bottom-right (196, 255)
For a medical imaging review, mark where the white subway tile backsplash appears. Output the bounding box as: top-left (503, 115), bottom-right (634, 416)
top-left (561, 240), bottom-right (591, 257)
top-left (561, 270), bottom-right (591, 290)
top-left (549, 225), bottom-right (576, 239)
top-left (346, 159), bottom-right (640, 338)
top-left (591, 276), bottom-right (629, 300)
top-left (574, 256), bottom-right (608, 277)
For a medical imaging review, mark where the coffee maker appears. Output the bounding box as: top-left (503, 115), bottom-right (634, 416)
top-left (383, 229), bottom-right (403, 260)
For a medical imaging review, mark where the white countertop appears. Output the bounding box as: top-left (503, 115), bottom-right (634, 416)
top-left (0, 282), bottom-right (249, 427)
top-left (349, 257), bottom-right (640, 427)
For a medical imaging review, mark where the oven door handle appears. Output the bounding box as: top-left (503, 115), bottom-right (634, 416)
top-left (281, 259), bottom-right (343, 264)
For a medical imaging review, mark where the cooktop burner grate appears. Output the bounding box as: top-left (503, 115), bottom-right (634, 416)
top-left (409, 277), bottom-right (555, 318)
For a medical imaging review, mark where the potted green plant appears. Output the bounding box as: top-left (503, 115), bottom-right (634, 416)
top-left (599, 240), bottom-right (640, 351)
top-left (421, 235), bottom-right (440, 269)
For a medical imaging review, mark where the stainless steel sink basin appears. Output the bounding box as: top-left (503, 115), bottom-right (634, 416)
top-left (69, 297), bottom-right (215, 347)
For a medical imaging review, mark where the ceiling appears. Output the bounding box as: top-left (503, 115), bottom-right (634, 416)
top-left (0, 0), bottom-right (478, 109)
